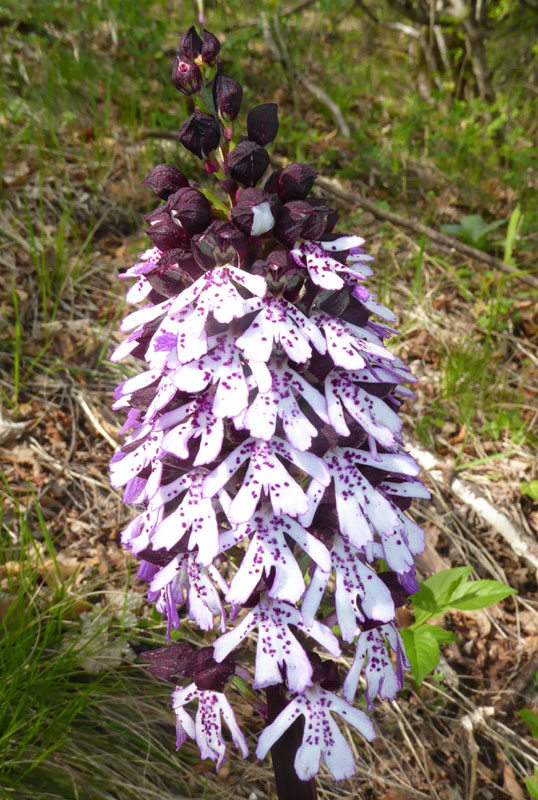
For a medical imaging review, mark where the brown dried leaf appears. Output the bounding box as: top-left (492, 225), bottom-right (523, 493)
top-left (502, 760), bottom-right (525, 799)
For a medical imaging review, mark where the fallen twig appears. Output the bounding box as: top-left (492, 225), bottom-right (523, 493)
top-left (309, 169), bottom-right (538, 290)
top-left (406, 437), bottom-right (538, 576)
top-left (262, 14), bottom-right (352, 136)
top-left (297, 75), bottom-right (351, 137)
top-left (461, 707), bottom-right (494, 800)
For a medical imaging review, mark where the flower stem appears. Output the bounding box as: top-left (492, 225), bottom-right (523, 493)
top-left (265, 686), bottom-right (317, 800)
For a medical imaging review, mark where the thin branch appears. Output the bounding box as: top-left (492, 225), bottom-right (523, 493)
top-left (297, 75), bottom-right (351, 137)
top-left (223, 0), bottom-right (320, 32)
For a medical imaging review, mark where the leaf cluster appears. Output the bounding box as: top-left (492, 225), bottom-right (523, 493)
top-left (401, 567), bottom-right (516, 685)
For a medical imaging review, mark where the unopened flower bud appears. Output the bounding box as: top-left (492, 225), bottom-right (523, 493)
top-left (179, 26), bottom-right (202, 60)
top-left (213, 74), bottom-right (243, 122)
top-left (231, 188), bottom-right (280, 236)
top-left (201, 29), bottom-right (220, 65)
top-left (145, 249), bottom-right (197, 296)
top-left (156, 249), bottom-right (203, 281)
top-left (142, 164), bottom-right (189, 200)
top-left (166, 187), bottom-right (211, 234)
top-left (265, 162), bottom-right (317, 201)
top-left (191, 220), bottom-right (249, 269)
top-left (301, 198), bottom-right (330, 239)
top-left (146, 213), bottom-right (191, 250)
top-left (226, 140), bottom-right (269, 187)
top-left (171, 55), bottom-right (202, 95)
top-left (247, 103), bottom-right (279, 147)
top-left (274, 200), bottom-right (328, 247)
top-left (178, 110), bottom-right (221, 158)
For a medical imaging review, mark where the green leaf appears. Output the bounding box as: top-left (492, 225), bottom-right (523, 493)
top-left (519, 708), bottom-right (538, 739)
top-left (441, 223), bottom-right (464, 236)
top-left (503, 204), bottom-right (522, 266)
top-left (449, 579), bottom-right (516, 610)
top-left (409, 583), bottom-right (439, 614)
top-left (425, 624), bottom-right (458, 644)
top-left (415, 567), bottom-right (473, 611)
top-left (525, 766), bottom-right (538, 799)
top-left (480, 218), bottom-right (507, 237)
top-left (400, 624), bottom-right (456, 686)
top-left (521, 480), bottom-right (538, 501)
top-left (459, 215), bottom-right (489, 247)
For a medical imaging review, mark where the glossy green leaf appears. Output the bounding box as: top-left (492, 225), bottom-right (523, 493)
top-left (519, 708), bottom-right (538, 739)
top-left (400, 624), bottom-right (456, 686)
top-left (449, 579), bottom-right (516, 610)
top-left (414, 567), bottom-right (472, 611)
top-left (525, 766), bottom-right (538, 799)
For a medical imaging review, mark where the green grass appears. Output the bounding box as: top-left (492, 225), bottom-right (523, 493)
top-left (0, 491), bottom-right (217, 800)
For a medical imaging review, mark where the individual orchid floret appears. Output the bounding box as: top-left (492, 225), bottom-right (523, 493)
top-left (324, 369), bottom-right (403, 448)
top-left (149, 470), bottom-right (219, 564)
top-left (256, 684), bottom-right (375, 780)
top-left (145, 552), bottom-right (228, 638)
top-left (342, 622), bottom-right (410, 709)
top-left (170, 332), bottom-right (251, 418)
top-left (179, 25), bottom-right (203, 60)
top-left (166, 187), bottom-right (211, 234)
top-left (157, 390), bottom-right (224, 466)
top-left (291, 238), bottom-right (373, 291)
top-left (301, 534), bottom-right (395, 639)
top-left (109, 423), bottom-right (164, 501)
top-left (213, 74), bottom-right (243, 123)
top-left (213, 594), bottom-right (340, 693)
top-left (235, 295), bottom-right (326, 364)
top-left (202, 436), bottom-right (330, 523)
top-left (171, 55), bottom-right (203, 95)
top-left (310, 311), bottom-right (391, 370)
top-left (274, 200), bottom-right (329, 247)
top-left (220, 505), bottom-right (331, 605)
top-left (191, 220), bottom-right (250, 268)
top-left (172, 683), bottom-right (248, 769)
top-left (145, 213), bottom-right (191, 251)
top-left (230, 188), bottom-right (280, 236)
top-left (201, 29), bottom-right (220, 64)
top-left (265, 163), bottom-right (317, 201)
top-left (238, 360), bottom-right (329, 451)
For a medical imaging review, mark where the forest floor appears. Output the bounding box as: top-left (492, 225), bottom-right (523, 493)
top-left (1, 2), bottom-right (538, 799)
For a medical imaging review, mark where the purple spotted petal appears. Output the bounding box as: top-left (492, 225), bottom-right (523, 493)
top-left (342, 622), bottom-right (410, 708)
top-left (172, 684), bottom-right (248, 769)
top-left (256, 684), bottom-right (375, 780)
top-left (213, 594), bottom-right (340, 693)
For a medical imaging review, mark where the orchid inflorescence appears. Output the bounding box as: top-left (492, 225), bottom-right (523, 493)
top-left (109, 24), bottom-right (429, 786)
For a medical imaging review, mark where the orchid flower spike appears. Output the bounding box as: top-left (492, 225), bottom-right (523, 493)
top-left (110, 23), bottom-right (429, 793)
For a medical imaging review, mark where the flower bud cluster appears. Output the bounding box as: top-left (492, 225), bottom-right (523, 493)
top-left (110, 24), bottom-right (428, 783)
